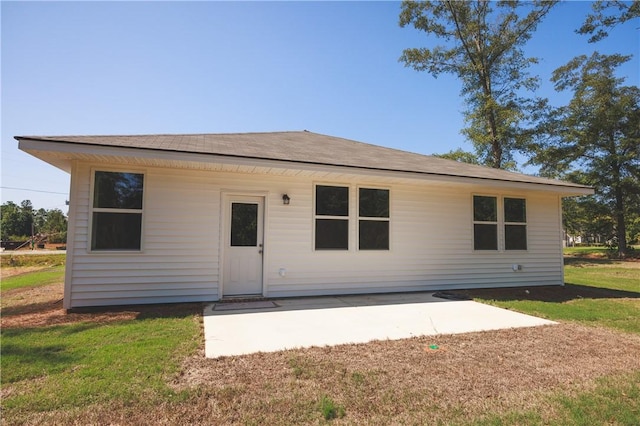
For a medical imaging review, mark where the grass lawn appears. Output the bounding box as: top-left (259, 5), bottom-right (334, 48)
top-left (3, 315), bottom-right (200, 413)
top-left (563, 244), bottom-right (640, 259)
top-left (1, 266), bottom-right (65, 291)
top-left (1, 253), bottom-right (639, 424)
top-left (469, 258), bottom-right (640, 335)
top-left (563, 246), bottom-right (610, 257)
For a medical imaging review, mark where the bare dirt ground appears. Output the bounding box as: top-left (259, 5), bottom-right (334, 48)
top-left (1, 282), bottom-right (202, 329)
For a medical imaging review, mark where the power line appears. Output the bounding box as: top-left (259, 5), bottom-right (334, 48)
top-left (0, 186), bottom-right (68, 195)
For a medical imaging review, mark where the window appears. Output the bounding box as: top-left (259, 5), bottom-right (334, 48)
top-left (231, 203), bottom-right (258, 246)
top-left (315, 185), bottom-right (349, 250)
top-left (91, 171), bottom-right (144, 251)
top-left (473, 195), bottom-right (528, 251)
top-left (359, 188), bottom-right (389, 250)
top-left (473, 196), bottom-right (498, 250)
top-left (504, 197), bottom-right (527, 250)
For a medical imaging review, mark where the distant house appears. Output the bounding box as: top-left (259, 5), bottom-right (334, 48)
top-left (17, 131), bottom-right (593, 309)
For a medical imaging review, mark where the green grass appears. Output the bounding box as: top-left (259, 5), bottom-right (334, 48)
top-left (564, 262), bottom-right (639, 292)
top-left (318, 395), bottom-right (346, 420)
top-left (477, 259), bottom-right (640, 334)
top-left (487, 298), bottom-right (640, 334)
top-left (473, 371), bottom-right (640, 426)
top-left (553, 372), bottom-right (640, 426)
top-left (2, 315), bottom-right (200, 414)
top-left (563, 246), bottom-right (609, 257)
top-left (1, 266), bottom-right (65, 291)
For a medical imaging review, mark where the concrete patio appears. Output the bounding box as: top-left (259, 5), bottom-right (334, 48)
top-left (203, 292), bottom-right (556, 358)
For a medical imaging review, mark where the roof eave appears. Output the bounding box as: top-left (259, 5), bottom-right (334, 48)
top-left (17, 137), bottom-right (594, 195)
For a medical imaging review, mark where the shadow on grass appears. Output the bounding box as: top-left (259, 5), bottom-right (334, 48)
top-left (68, 302), bottom-right (204, 320)
top-left (1, 299), bottom-right (63, 317)
top-left (2, 300), bottom-right (203, 329)
top-left (455, 284), bottom-right (640, 304)
top-left (1, 341), bottom-right (81, 383)
top-left (563, 257), bottom-right (621, 267)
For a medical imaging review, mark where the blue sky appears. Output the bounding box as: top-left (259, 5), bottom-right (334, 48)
top-left (1, 1), bottom-right (638, 211)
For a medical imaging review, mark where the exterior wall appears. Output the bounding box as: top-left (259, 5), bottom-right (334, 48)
top-left (66, 161), bottom-right (564, 308)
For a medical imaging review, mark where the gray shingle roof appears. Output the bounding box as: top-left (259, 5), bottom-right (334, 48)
top-left (16, 130), bottom-right (589, 190)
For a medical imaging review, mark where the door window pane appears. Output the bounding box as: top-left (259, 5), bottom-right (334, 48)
top-left (315, 219), bottom-right (348, 250)
top-left (91, 212), bottom-right (142, 250)
top-left (94, 172), bottom-right (144, 209)
top-left (231, 203), bottom-right (258, 246)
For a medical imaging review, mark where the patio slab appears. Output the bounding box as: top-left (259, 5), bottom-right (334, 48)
top-left (203, 292), bottom-right (556, 358)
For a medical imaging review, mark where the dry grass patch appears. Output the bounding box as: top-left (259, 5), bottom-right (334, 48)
top-left (161, 323), bottom-right (639, 425)
top-left (19, 323), bottom-right (640, 425)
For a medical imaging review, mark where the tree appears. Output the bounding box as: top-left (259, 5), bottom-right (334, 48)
top-left (399, 0), bottom-right (557, 169)
top-left (42, 209), bottom-right (68, 242)
top-left (433, 148), bottom-right (480, 165)
top-left (562, 196), bottom-right (614, 244)
top-left (531, 53), bottom-right (640, 257)
top-left (1, 200), bottom-right (67, 242)
top-left (578, 0), bottom-right (640, 43)
top-left (34, 208), bottom-right (48, 233)
top-left (1, 201), bottom-right (23, 240)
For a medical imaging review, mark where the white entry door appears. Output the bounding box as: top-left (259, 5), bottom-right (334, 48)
top-left (223, 196), bottom-right (264, 296)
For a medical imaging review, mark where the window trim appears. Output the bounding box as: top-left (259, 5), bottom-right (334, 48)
top-left (504, 197), bottom-right (528, 251)
top-left (89, 168), bottom-right (146, 253)
top-left (471, 194), bottom-right (528, 252)
top-left (357, 186), bottom-right (390, 251)
top-left (313, 184), bottom-right (350, 251)
top-left (472, 195), bottom-right (498, 251)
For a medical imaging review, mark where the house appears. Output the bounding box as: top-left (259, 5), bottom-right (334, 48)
top-left (16, 131), bottom-right (593, 309)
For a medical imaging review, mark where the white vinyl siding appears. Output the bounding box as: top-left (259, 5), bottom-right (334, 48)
top-left (68, 165), bottom-right (221, 307)
top-left (66, 162), bottom-right (565, 308)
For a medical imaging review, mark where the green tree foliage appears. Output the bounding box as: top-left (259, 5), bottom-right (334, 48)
top-left (1, 200), bottom-right (67, 242)
top-left (433, 148), bottom-right (480, 165)
top-left (531, 53), bottom-right (640, 256)
top-left (578, 0), bottom-right (640, 43)
top-left (563, 197), bottom-right (614, 244)
top-left (1, 201), bottom-right (24, 240)
top-left (399, 0), bottom-right (557, 169)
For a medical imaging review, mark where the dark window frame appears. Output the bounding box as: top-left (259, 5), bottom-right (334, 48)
top-left (90, 170), bottom-right (144, 252)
